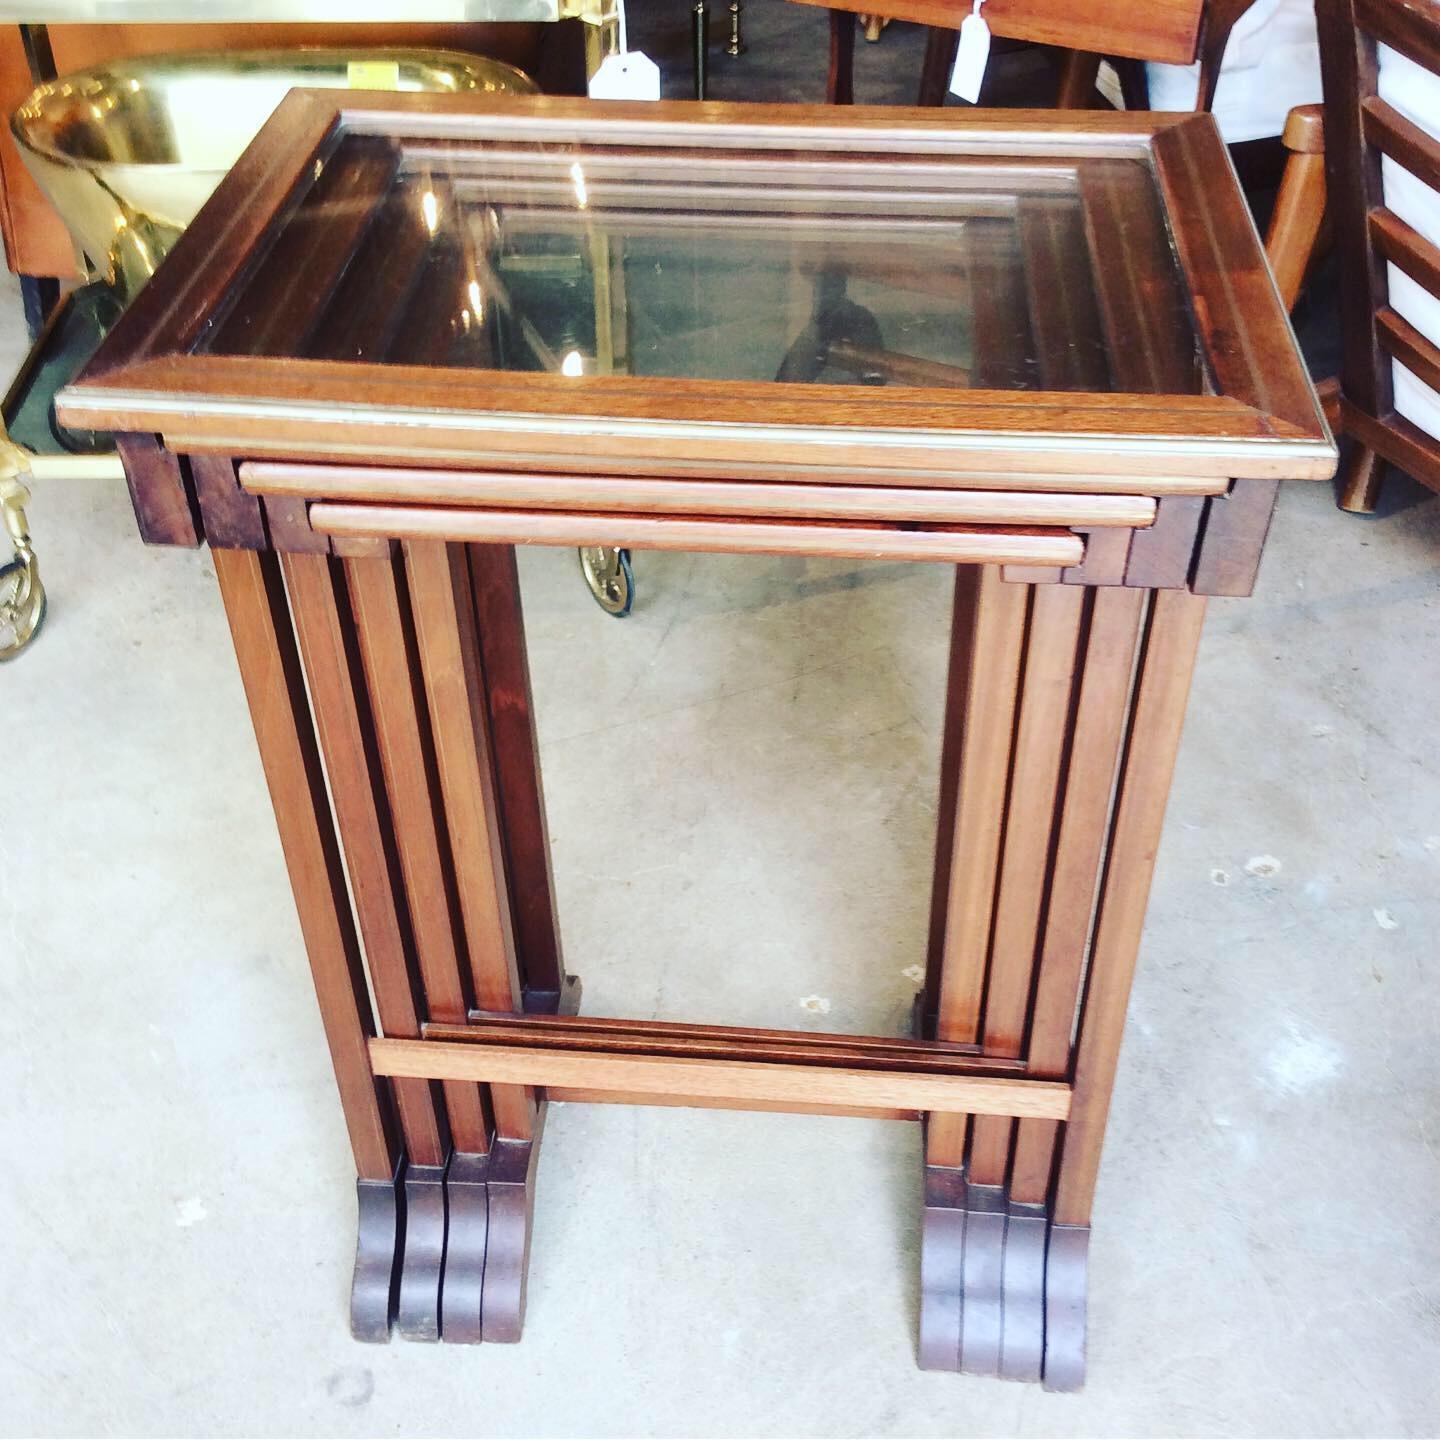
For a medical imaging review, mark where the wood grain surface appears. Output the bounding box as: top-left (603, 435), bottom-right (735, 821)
top-left (370, 1037), bottom-right (1071, 1118)
top-left (310, 504), bottom-right (1085, 567)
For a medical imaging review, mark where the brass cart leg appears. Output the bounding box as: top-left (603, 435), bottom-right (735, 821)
top-left (726, 0), bottom-right (745, 56)
top-left (0, 470), bottom-right (45, 661)
top-left (693, 0), bottom-right (709, 98)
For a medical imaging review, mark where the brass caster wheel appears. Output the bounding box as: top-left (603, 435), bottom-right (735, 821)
top-left (578, 546), bottom-right (634, 617)
top-left (0, 550), bottom-right (45, 660)
top-left (1, 453), bottom-right (45, 660)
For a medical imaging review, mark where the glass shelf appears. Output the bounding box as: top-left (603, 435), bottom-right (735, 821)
top-left (200, 133), bottom-right (1204, 397)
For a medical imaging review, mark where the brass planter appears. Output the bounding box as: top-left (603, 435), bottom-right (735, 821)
top-left (12, 47), bottom-right (535, 300)
top-left (2, 45), bottom-right (536, 658)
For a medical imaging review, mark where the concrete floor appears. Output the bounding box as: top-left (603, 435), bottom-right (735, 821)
top-left (4, 16), bottom-right (1440, 1433)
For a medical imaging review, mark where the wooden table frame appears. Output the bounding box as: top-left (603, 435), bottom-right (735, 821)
top-left (60, 95), bottom-right (1332, 1389)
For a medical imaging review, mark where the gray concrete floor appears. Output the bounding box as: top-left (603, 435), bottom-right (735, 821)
top-left (4, 21), bottom-right (1440, 1433)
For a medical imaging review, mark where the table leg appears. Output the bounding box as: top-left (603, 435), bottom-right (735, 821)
top-left (1055, 49), bottom-right (1102, 109)
top-left (212, 548), bottom-right (402, 1342)
top-left (917, 26), bottom-right (959, 106)
top-left (405, 538), bottom-right (545, 1343)
top-left (343, 546), bottom-right (498, 1341)
top-left (964, 583), bottom-right (1085, 1379)
top-left (286, 550), bottom-right (482, 1344)
top-left (465, 543), bottom-right (574, 1012)
top-left (920, 564), bottom-right (1025, 1370)
top-left (827, 9), bottom-right (855, 104)
top-left (920, 573), bottom-right (1206, 1388)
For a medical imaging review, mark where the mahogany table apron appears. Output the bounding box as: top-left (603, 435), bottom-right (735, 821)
top-left (56, 94), bottom-right (1335, 1389)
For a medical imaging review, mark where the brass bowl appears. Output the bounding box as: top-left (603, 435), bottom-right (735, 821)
top-left (12, 47), bottom-right (535, 299)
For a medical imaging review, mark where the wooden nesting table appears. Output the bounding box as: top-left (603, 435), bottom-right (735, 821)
top-left (60, 93), bottom-right (1335, 1388)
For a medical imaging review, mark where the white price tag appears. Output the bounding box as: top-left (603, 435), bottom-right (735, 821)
top-left (588, 50), bottom-right (662, 101)
top-left (948, 1), bottom-right (991, 103)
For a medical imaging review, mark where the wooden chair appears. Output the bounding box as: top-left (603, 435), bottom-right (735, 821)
top-left (1262, 0), bottom-right (1440, 510)
top-left (798, 0), bottom-right (1255, 109)
top-left (1263, 102), bottom-right (1329, 314)
top-left (1314, 0), bottom-right (1440, 510)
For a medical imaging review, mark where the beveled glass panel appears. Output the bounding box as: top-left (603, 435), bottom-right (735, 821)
top-left (199, 130), bottom-right (1206, 395)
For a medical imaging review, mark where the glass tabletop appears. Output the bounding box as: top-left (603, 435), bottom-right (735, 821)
top-left (198, 132), bottom-right (1206, 396)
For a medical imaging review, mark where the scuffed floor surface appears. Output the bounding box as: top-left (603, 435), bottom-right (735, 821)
top-left (3, 108), bottom-right (1439, 1440)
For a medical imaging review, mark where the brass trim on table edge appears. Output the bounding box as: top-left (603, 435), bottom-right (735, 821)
top-left (55, 389), bottom-right (1340, 482)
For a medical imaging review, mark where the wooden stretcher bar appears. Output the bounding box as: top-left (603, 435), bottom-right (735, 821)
top-left (369, 1037), bottom-right (1072, 1120)
top-left (427, 1016), bottom-right (1024, 1073)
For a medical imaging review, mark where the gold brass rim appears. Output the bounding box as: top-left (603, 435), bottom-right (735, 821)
top-left (0, 553), bottom-right (45, 661)
top-left (578, 545), bottom-right (632, 615)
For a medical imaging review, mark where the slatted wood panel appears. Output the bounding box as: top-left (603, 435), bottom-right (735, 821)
top-left (1320, 0), bottom-right (1440, 498)
top-left (212, 548), bottom-right (398, 1181)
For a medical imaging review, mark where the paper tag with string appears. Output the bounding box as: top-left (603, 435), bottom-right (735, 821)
top-left (949, 0), bottom-right (991, 103)
top-left (589, 0), bottom-right (661, 100)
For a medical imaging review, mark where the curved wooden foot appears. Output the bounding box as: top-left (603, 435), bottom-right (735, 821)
top-left (1339, 443), bottom-right (1385, 513)
top-left (351, 1171), bottom-right (402, 1342)
top-left (959, 1184), bottom-right (1006, 1376)
top-left (918, 1165), bottom-right (1089, 1388)
top-left (481, 1121), bottom-right (546, 1342)
top-left (1042, 1225), bottom-right (1089, 1392)
top-left (440, 1152), bottom-right (490, 1344)
top-left (396, 1163), bottom-right (446, 1340)
top-left (918, 1167), bottom-right (966, 1370)
top-left (999, 1205), bottom-right (1046, 1383)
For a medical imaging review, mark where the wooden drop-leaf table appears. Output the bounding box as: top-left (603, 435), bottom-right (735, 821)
top-left (59, 93), bottom-right (1335, 1388)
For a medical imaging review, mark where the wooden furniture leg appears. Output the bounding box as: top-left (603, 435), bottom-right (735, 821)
top-left (405, 538), bottom-right (544, 1343)
top-left (465, 542), bottom-right (574, 1013)
top-left (1043, 590), bottom-right (1206, 1386)
top-left (1194, 0), bottom-right (1256, 112)
top-left (283, 551), bottom-right (454, 1340)
top-left (1338, 442), bottom-right (1386, 512)
top-left (920, 564), bottom-right (1026, 1371)
top-left (1264, 104), bottom-right (1327, 313)
top-left (827, 8), bottom-right (855, 104)
top-left (917, 25), bottom-right (958, 106)
top-left (920, 575), bottom-right (1207, 1389)
top-left (344, 547), bottom-right (496, 1341)
top-left (211, 548), bottom-right (402, 1343)
top-left (964, 583), bottom-right (1085, 1378)
top-left (1055, 49), bottom-right (1101, 108)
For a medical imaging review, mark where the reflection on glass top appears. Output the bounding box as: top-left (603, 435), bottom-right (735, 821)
top-left (199, 133), bottom-right (1205, 395)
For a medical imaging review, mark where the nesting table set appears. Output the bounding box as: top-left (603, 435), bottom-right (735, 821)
top-left (60, 93), bottom-right (1334, 1388)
